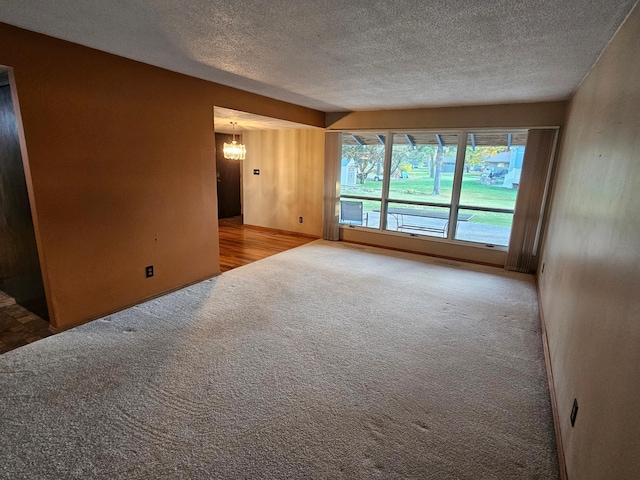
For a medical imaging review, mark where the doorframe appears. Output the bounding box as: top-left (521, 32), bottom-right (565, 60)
top-left (1, 65), bottom-right (54, 323)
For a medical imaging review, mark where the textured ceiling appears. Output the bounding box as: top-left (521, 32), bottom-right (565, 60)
top-left (0, 0), bottom-right (637, 112)
top-left (214, 107), bottom-right (320, 133)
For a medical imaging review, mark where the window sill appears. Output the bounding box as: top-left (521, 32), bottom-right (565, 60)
top-left (339, 225), bottom-right (508, 266)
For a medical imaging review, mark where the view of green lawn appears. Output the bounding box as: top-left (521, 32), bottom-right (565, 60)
top-left (341, 168), bottom-right (518, 227)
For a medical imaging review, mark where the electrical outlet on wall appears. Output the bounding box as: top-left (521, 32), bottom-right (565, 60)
top-left (299, 216), bottom-right (303, 223)
top-left (570, 398), bottom-right (578, 427)
top-left (145, 265), bottom-right (154, 278)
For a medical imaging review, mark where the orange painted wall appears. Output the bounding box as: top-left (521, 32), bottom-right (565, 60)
top-left (0, 23), bottom-right (324, 330)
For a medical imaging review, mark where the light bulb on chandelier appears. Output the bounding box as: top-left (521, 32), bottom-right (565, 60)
top-left (223, 122), bottom-right (246, 160)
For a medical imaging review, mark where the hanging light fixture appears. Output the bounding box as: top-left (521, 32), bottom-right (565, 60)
top-left (223, 122), bottom-right (246, 160)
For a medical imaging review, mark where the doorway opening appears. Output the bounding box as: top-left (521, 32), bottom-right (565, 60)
top-left (215, 130), bottom-right (242, 220)
top-left (212, 106), bottom-right (322, 272)
top-left (0, 67), bottom-right (51, 353)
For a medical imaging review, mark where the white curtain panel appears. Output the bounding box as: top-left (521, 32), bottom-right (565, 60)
top-left (323, 132), bottom-right (341, 241)
top-left (506, 128), bottom-right (557, 272)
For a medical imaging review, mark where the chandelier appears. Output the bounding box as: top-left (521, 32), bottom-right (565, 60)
top-left (223, 122), bottom-right (246, 160)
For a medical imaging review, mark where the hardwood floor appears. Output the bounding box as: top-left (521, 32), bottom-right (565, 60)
top-left (0, 290), bottom-right (51, 355)
top-left (218, 216), bottom-right (317, 272)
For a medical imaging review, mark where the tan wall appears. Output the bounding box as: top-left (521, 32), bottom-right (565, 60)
top-left (326, 101), bottom-right (566, 130)
top-left (538, 5), bottom-right (640, 479)
top-left (0, 23), bottom-right (323, 330)
top-left (243, 129), bottom-right (325, 236)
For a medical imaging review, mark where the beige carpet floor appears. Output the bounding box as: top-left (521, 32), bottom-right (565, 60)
top-left (0, 240), bottom-right (559, 479)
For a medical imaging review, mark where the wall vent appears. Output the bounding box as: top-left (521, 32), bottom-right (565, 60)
top-left (435, 260), bottom-right (462, 268)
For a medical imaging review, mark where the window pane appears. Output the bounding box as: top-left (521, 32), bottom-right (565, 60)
top-left (388, 133), bottom-right (458, 204)
top-left (340, 133), bottom-right (386, 199)
top-left (459, 132), bottom-right (527, 210)
top-left (454, 208), bottom-right (513, 246)
top-left (339, 198), bottom-right (381, 229)
top-left (384, 202), bottom-right (451, 238)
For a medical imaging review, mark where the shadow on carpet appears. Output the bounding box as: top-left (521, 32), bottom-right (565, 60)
top-left (0, 240), bottom-right (559, 479)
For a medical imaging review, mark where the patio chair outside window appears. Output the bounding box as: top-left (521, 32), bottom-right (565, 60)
top-left (340, 200), bottom-right (364, 225)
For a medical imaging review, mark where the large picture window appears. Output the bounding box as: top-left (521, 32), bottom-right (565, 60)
top-left (339, 129), bottom-right (530, 248)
